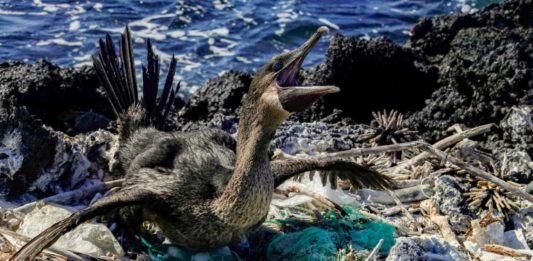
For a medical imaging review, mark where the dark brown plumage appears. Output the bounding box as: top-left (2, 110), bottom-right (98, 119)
top-left (11, 26), bottom-right (391, 261)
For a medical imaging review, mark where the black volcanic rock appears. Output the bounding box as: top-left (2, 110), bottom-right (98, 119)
top-left (0, 60), bottom-right (112, 134)
top-left (178, 71), bottom-right (252, 124)
top-left (0, 108), bottom-right (67, 198)
top-left (406, 0), bottom-right (533, 144)
top-left (294, 36), bottom-right (438, 123)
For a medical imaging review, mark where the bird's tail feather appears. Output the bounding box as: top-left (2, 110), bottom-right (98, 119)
top-left (92, 26), bottom-right (181, 141)
top-left (10, 188), bottom-right (156, 261)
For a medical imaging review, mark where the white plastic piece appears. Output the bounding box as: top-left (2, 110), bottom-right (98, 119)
top-left (16, 203), bottom-right (124, 258)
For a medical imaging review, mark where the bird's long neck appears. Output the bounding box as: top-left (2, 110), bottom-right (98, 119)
top-left (213, 104), bottom-right (276, 226)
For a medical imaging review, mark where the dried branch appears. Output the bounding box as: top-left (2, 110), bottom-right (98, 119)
top-left (392, 124), bottom-right (494, 173)
top-left (387, 190), bottom-right (422, 232)
top-left (483, 244), bottom-right (533, 259)
top-left (419, 143), bottom-right (533, 203)
top-left (327, 141), bottom-right (422, 158)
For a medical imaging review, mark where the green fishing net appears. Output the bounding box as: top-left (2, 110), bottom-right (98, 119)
top-left (143, 206), bottom-right (395, 260)
top-left (266, 206), bottom-right (396, 261)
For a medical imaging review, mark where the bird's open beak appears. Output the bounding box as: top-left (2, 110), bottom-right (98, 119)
top-left (276, 26), bottom-right (340, 112)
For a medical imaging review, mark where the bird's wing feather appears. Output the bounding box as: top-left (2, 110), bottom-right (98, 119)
top-left (271, 157), bottom-right (393, 190)
top-left (10, 187), bottom-right (159, 261)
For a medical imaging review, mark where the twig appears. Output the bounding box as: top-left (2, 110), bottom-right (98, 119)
top-left (273, 141), bottom-right (422, 160)
top-left (484, 244), bottom-right (533, 258)
top-left (287, 186), bottom-right (347, 216)
top-left (381, 205), bottom-right (419, 216)
top-left (392, 124), bottom-right (494, 173)
top-left (387, 190), bottom-right (422, 232)
top-left (419, 143), bottom-right (533, 203)
top-left (429, 215), bottom-right (460, 248)
top-left (364, 238), bottom-right (384, 261)
top-left (326, 141), bottom-right (422, 158)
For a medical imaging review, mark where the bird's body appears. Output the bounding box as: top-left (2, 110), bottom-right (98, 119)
top-left (118, 126), bottom-right (262, 250)
top-left (11, 26), bottom-right (392, 260)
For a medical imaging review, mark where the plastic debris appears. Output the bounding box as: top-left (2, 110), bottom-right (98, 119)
top-left (147, 243), bottom-right (235, 261)
top-left (266, 206), bottom-right (395, 260)
top-left (16, 203), bottom-right (124, 258)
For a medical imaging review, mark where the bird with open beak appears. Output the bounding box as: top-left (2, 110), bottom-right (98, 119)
top-left (11, 26), bottom-right (392, 261)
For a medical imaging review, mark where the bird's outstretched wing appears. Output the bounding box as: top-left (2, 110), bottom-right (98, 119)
top-left (271, 157), bottom-right (393, 190)
top-left (10, 187), bottom-right (159, 261)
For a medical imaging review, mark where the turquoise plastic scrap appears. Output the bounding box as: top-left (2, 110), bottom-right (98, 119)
top-left (350, 222), bottom-right (396, 253)
top-left (267, 227), bottom-right (338, 261)
top-left (267, 206), bottom-right (396, 261)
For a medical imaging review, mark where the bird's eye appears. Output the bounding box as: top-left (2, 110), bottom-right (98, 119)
top-left (272, 62), bottom-right (283, 71)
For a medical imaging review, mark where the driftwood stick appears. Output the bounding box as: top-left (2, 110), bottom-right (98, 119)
top-left (484, 244), bottom-right (533, 258)
top-left (387, 190), bottom-right (422, 232)
top-left (381, 205), bottom-right (419, 216)
top-left (393, 124), bottom-right (494, 173)
top-left (420, 143), bottom-right (533, 203)
top-left (272, 141), bottom-right (422, 160)
top-left (364, 238), bottom-right (384, 261)
top-left (326, 141), bottom-right (422, 158)
top-left (430, 214), bottom-right (460, 248)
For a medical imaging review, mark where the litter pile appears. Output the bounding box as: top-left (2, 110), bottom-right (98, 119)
top-left (0, 0), bottom-right (532, 260)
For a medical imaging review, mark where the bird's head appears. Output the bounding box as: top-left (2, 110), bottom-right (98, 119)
top-left (242, 26), bottom-right (340, 129)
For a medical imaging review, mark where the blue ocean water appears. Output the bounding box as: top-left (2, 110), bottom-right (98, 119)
top-left (0, 0), bottom-right (500, 93)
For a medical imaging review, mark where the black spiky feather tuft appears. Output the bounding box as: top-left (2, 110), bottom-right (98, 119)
top-left (92, 26), bottom-right (181, 131)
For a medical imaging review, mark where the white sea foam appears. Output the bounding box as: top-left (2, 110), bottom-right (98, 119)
top-left (0, 9), bottom-right (27, 15)
top-left (457, 0), bottom-right (478, 13)
top-left (73, 53), bottom-right (91, 62)
top-left (318, 18), bottom-right (340, 30)
top-left (233, 9), bottom-right (256, 24)
top-left (36, 38), bottom-right (83, 47)
top-left (33, 0), bottom-right (70, 13)
top-left (94, 3), bottom-right (103, 12)
top-left (213, 0), bottom-right (232, 10)
top-left (208, 45), bottom-right (235, 57)
top-left (188, 28), bottom-right (229, 37)
top-left (69, 20), bottom-right (81, 31)
top-left (236, 56), bottom-right (252, 64)
top-left (120, 13), bottom-right (177, 41)
top-left (168, 30), bottom-right (186, 38)
top-left (74, 61), bottom-right (93, 68)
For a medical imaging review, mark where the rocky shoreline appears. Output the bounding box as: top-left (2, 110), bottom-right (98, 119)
top-left (0, 0), bottom-right (532, 260)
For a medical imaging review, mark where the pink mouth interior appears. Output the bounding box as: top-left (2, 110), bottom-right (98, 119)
top-left (276, 57), bottom-right (304, 87)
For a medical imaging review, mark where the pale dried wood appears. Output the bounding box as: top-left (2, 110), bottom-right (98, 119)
top-left (392, 123), bottom-right (494, 174)
top-left (420, 143), bottom-right (533, 203)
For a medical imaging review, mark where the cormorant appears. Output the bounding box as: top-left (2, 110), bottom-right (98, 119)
top-left (10, 26), bottom-right (391, 260)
